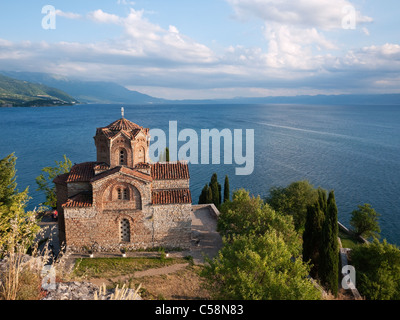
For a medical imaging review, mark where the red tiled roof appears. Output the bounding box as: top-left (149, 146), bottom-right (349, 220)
top-left (152, 189), bottom-right (192, 205)
top-left (93, 163), bottom-right (110, 171)
top-left (66, 162), bottom-right (98, 183)
top-left (62, 192), bottom-right (93, 208)
top-left (91, 166), bottom-right (152, 183)
top-left (134, 162), bottom-right (151, 170)
top-left (107, 118), bottom-right (142, 131)
top-left (96, 118), bottom-right (149, 140)
top-left (151, 162), bottom-right (190, 180)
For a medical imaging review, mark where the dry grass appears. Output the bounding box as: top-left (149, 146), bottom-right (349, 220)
top-left (132, 265), bottom-right (211, 300)
top-left (94, 283), bottom-right (142, 300)
top-left (0, 224), bottom-right (75, 300)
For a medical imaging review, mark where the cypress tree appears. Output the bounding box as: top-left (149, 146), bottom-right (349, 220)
top-left (209, 173), bottom-right (220, 207)
top-left (319, 190), bottom-right (339, 296)
top-left (317, 188), bottom-right (327, 214)
top-left (165, 147), bottom-right (170, 162)
top-left (198, 184), bottom-right (209, 204)
top-left (223, 175), bottom-right (230, 203)
top-left (210, 180), bottom-right (220, 207)
top-left (302, 201), bottom-right (325, 278)
top-left (206, 185), bottom-right (213, 204)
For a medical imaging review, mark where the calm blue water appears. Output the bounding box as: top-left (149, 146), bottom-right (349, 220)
top-left (1, 104), bottom-right (400, 245)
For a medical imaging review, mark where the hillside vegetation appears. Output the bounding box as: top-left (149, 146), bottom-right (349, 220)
top-left (0, 74), bottom-right (78, 107)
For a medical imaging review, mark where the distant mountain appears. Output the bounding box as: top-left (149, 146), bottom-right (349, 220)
top-left (0, 74), bottom-right (79, 107)
top-left (171, 94), bottom-right (400, 105)
top-left (2, 71), bottom-right (399, 106)
top-left (226, 94), bottom-right (400, 105)
top-left (1, 71), bottom-right (165, 105)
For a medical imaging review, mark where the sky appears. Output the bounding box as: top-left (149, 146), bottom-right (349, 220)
top-left (0, 0), bottom-right (399, 100)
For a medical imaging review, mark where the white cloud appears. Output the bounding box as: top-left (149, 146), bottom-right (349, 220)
top-left (117, 0), bottom-right (135, 6)
top-left (262, 24), bottom-right (337, 69)
top-left (55, 10), bottom-right (82, 20)
top-left (88, 9), bottom-right (121, 24)
top-left (362, 27), bottom-right (370, 36)
top-left (0, 3), bottom-right (398, 99)
top-left (227, 0), bottom-right (373, 30)
top-left (85, 8), bottom-right (216, 64)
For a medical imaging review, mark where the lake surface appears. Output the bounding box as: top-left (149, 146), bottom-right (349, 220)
top-left (1, 103), bottom-right (400, 245)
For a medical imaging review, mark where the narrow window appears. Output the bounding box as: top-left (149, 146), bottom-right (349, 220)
top-left (123, 188), bottom-right (128, 200)
top-left (117, 188), bottom-right (122, 200)
top-left (120, 219), bottom-right (130, 242)
top-left (120, 149), bottom-right (127, 165)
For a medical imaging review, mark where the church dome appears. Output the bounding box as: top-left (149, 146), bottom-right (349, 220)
top-left (106, 118), bottom-right (142, 132)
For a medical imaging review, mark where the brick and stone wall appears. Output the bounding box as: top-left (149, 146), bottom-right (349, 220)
top-left (64, 203), bottom-right (192, 252)
top-left (152, 179), bottom-right (189, 190)
top-left (63, 170), bottom-right (192, 252)
top-left (152, 203), bottom-right (192, 249)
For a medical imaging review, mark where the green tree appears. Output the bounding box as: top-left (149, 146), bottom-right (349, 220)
top-left (318, 190), bottom-right (339, 296)
top-left (223, 175), bottom-right (230, 203)
top-left (206, 185), bottom-right (213, 204)
top-left (218, 189), bottom-right (299, 254)
top-left (350, 204), bottom-right (381, 239)
top-left (266, 180), bottom-right (319, 231)
top-left (165, 147), bottom-right (170, 162)
top-left (35, 155), bottom-right (72, 209)
top-left (202, 230), bottom-right (321, 300)
top-left (0, 154), bottom-right (18, 208)
top-left (0, 154), bottom-right (40, 257)
top-left (209, 173), bottom-right (221, 208)
top-left (351, 238), bottom-right (400, 300)
top-left (198, 184), bottom-right (209, 204)
top-left (302, 201), bottom-right (325, 277)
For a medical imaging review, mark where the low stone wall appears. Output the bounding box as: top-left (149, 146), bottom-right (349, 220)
top-left (338, 221), bottom-right (368, 244)
top-left (338, 222), bottom-right (365, 300)
top-left (192, 204), bottom-right (221, 220)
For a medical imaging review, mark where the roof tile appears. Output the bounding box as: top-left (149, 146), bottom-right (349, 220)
top-left (97, 118), bottom-right (149, 140)
top-left (152, 189), bottom-right (192, 205)
top-left (151, 162), bottom-right (190, 180)
top-left (66, 162), bottom-right (98, 183)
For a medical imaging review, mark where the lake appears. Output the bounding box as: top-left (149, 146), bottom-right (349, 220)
top-left (1, 103), bottom-right (399, 245)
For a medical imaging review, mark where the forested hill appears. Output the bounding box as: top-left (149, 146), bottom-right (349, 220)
top-left (0, 74), bottom-right (79, 107)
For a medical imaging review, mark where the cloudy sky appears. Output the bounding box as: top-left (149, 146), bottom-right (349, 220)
top-left (0, 0), bottom-right (399, 99)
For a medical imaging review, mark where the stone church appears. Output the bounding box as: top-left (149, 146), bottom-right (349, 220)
top-left (53, 114), bottom-right (192, 253)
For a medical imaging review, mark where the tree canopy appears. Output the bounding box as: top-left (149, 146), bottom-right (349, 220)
top-left (203, 189), bottom-right (321, 300)
top-left (350, 204), bottom-right (381, 239)
top-left (0, 153), bottom-right (40, 257)
top-left (350, 238), bottom-right (400, 300)
top-left (266, 180), bottom-right (319, 231)
top-left (35, 155), bottom-right (72, 209)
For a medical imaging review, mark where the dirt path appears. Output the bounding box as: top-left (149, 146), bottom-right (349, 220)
top-left (134, 263), bottom-right (189, 277)
top-left (88, 263), bottom-right (189, 287)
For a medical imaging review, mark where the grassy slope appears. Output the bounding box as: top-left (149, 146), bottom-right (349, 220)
top-left (0, 74), bottom-right (78, 106)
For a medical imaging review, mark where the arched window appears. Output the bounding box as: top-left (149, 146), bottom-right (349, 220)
top-left (120, 219), bottom-right (130, 242)
top-left (119, 149), bottom-right (127, 166)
